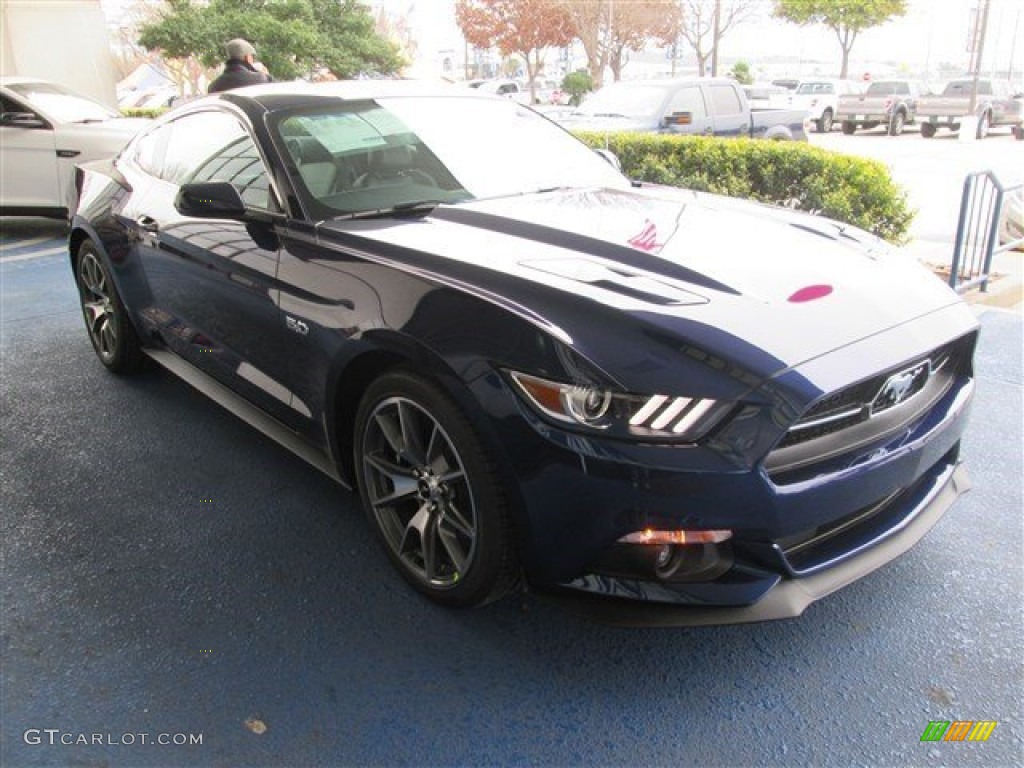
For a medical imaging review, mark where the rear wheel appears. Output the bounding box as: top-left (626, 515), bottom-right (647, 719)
top-left (354, 370), bottom-right (518, 607)
top-left (816, 108), bottom-right (834, 133)
top-left (75, 240), bottom-right (145, 373)
top-left (921, 122), bottom-right (937, 139)
top-left (841, 121), bottom-right (856, 135)
top-left (888, 111), bottom-right (906, 136)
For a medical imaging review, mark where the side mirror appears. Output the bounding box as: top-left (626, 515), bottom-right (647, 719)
top-left (593, 148), bottom-right (621, 172)
top-left (663, 111), bottom-right (693, 127)
top-left (0, 111), bottom-right (47, 129)
top-left (175, 181), bottom-right (246, 220)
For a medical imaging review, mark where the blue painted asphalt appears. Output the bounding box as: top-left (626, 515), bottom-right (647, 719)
top-left (2, 225), bottom-right (1021, 767)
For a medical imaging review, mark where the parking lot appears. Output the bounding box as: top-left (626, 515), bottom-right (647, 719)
top-left (2, 127), bottom-right (1022, 766)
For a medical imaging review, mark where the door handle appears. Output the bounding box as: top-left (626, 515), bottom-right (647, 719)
top-left (136, 215), bottom-right (159, 233)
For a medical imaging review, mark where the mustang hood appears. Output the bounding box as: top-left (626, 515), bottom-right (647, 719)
top-left (319, 186), bottom-right (965, 379)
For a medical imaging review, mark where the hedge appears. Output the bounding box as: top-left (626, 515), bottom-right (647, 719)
top-left (120, 107), bottom-right (169, 119)
top-left (574, 131), bottom-right (914, 244)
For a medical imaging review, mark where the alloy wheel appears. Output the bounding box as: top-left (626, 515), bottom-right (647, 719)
top-left (78, 250), bottom-right (119, 364)
top-left (360, 396), bottom-right (478, 589)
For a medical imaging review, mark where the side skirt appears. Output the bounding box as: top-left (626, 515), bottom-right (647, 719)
top-left (143, 348), bottom-right (348, 488)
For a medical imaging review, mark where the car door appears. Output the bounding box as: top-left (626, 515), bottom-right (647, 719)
top-left (126, 108), bottom-right (301, 427)
top-left (662, 84), bottom-right (712, 135)
top-left (706, 84), bottom-right (748, 137)
top-left (0, 93), bottom-right (61, 212)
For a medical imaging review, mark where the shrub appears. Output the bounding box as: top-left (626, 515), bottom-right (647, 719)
top-left (120, 107), bottom-right (170, 119)
top-left (574, 132), bottom-right (914, 243)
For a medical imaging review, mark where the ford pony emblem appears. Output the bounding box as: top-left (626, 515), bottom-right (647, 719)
top-left (870, 361), bottom-right (931, 416)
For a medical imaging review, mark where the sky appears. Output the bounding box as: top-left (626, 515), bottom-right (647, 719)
top-left (99, 0), bottom-right (1024, 81)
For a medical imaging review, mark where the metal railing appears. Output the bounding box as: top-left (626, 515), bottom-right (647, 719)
top-left (949, 171), bottom-right (1023, 293)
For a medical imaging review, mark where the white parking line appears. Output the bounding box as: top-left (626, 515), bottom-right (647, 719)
top-left (0, 246), bottom-right (68, 263)
top-left (0, 236), bottom-right (51, 252)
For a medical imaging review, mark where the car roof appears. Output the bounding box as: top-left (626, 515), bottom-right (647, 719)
top-left (598, 77), bottom-right (738, 88)
top-left (220, 79), bottom-right (493, 105)
top-left (0, 76), bottom-right (53, 88)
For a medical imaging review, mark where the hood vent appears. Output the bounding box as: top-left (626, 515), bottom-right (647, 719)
top-left (522, 258), bottom-right (708, 307)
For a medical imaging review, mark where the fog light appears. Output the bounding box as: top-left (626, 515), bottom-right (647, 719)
top-left (654, 544), bottom-right (673, 568)
top-left (618, 528), bottom-right (733, 545)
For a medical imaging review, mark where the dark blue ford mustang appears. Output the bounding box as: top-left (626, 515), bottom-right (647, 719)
top-left (70, 81), bottom-right (977, 624)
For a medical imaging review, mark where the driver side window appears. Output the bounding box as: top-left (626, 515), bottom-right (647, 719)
top-left (135, 110), bottom-right (275, 212)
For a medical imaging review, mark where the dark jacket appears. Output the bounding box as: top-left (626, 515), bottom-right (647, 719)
top-left (208, 59), bottom-right (271, 94)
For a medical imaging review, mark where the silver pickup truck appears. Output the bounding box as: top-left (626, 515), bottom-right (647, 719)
top-left (553, 78), bottom-right (809, 141)
top-left (915, 78), bottom-right (1023, 139)
top-left (836, 80), bottom-right (928, 136)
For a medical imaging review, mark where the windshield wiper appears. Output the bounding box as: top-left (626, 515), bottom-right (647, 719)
top-left (336, 200), bottom-right (444, 221)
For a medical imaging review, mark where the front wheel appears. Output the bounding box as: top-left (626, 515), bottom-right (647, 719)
top-left (75, 240), bottom-right (145, 373)
top-left (354, 370), bottom-right (518, 607)
top-left (921, 122), bottom-right (937, 138)
top-left (816, 109), bottom-right (833, 133)
top-left (841, 121), bottom-right (856, 135)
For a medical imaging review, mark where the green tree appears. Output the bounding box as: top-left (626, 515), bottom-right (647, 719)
top-left (561, 70), bottom-right (594, 106)
top-left (139, 0), bottom-right (403, 83)
top-left (773, 0), bottom-right (907, 78)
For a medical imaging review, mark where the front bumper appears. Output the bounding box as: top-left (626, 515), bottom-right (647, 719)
top-left (540, 460), bottom-right (969, 626)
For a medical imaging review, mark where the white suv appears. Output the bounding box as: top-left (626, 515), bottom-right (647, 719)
top-left (787, 78), bottom-right (865, 132)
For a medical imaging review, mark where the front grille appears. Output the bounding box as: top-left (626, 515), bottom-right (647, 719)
top-left (777, 336), bottom-right (970, 451)
top-left (765, 333), bottom-right (975, 482)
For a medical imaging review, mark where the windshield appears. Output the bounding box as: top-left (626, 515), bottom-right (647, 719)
top-left (943, 80), bottom-right (991, 96)
top-left (576, 84), bottom-right (667, 117)
top-left (865, 82), bottom-right (903, 96)
top-left (275, 95), bottom-right (629, 217)
top-left (6, 81), bottom-right (119, 123)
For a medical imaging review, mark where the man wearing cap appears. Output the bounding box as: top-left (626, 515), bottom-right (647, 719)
top-left (208, 39), bottom-right (272, 93)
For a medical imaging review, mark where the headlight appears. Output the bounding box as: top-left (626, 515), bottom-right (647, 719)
top-left (508, 371), bottom-right (732, 442)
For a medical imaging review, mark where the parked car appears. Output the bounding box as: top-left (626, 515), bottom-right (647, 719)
top-left (70, 81), bottom-right (978, 624)
top-left (770, 77), bottom-right (800, 92)
top-left (1, 77), bottom-right (150, 219)
top-left (742, 83), bottom-right (789, 110)
top-left (554, 77), bottom-right (808, 140)
top-left (916, 78), bottom-right (1024, 139)
top-left (784, 78), bottom-right (865, 132)
top-left (836, 79), bottom-right (929, 136)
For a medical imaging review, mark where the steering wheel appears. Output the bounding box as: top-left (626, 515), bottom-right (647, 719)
top-left (353, 169), bottom-right (438, 189)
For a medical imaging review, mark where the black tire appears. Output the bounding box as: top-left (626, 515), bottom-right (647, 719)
top-left (75, 239), bottom-right (146, 373)
top-left (976, 112), bottom-right (990, 139)
top-left (841, 121), bottom-right (856, 135)
top-left (816, 108), bottom-right (833, 133)
top-left (921, 122), bottom-right (937, 139)
top-left (354, 370), bottom-right (518, 608)
top-left (864, 121), bottom-right (880, 130)
top-left (888, 110), bottom-right (906, 136)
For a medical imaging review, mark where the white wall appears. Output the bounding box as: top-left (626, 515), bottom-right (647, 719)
top-left (1, 0), bottom-right (119, 107)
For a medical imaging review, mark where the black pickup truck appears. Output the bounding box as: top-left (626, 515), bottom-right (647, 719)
top-left (553, 77), bottom-right (809, 141)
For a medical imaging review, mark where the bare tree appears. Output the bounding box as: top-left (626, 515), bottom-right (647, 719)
top-left (676, 0), bottom-right (759, 77)
top-left (559, 0), bottom-right (681, 87)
